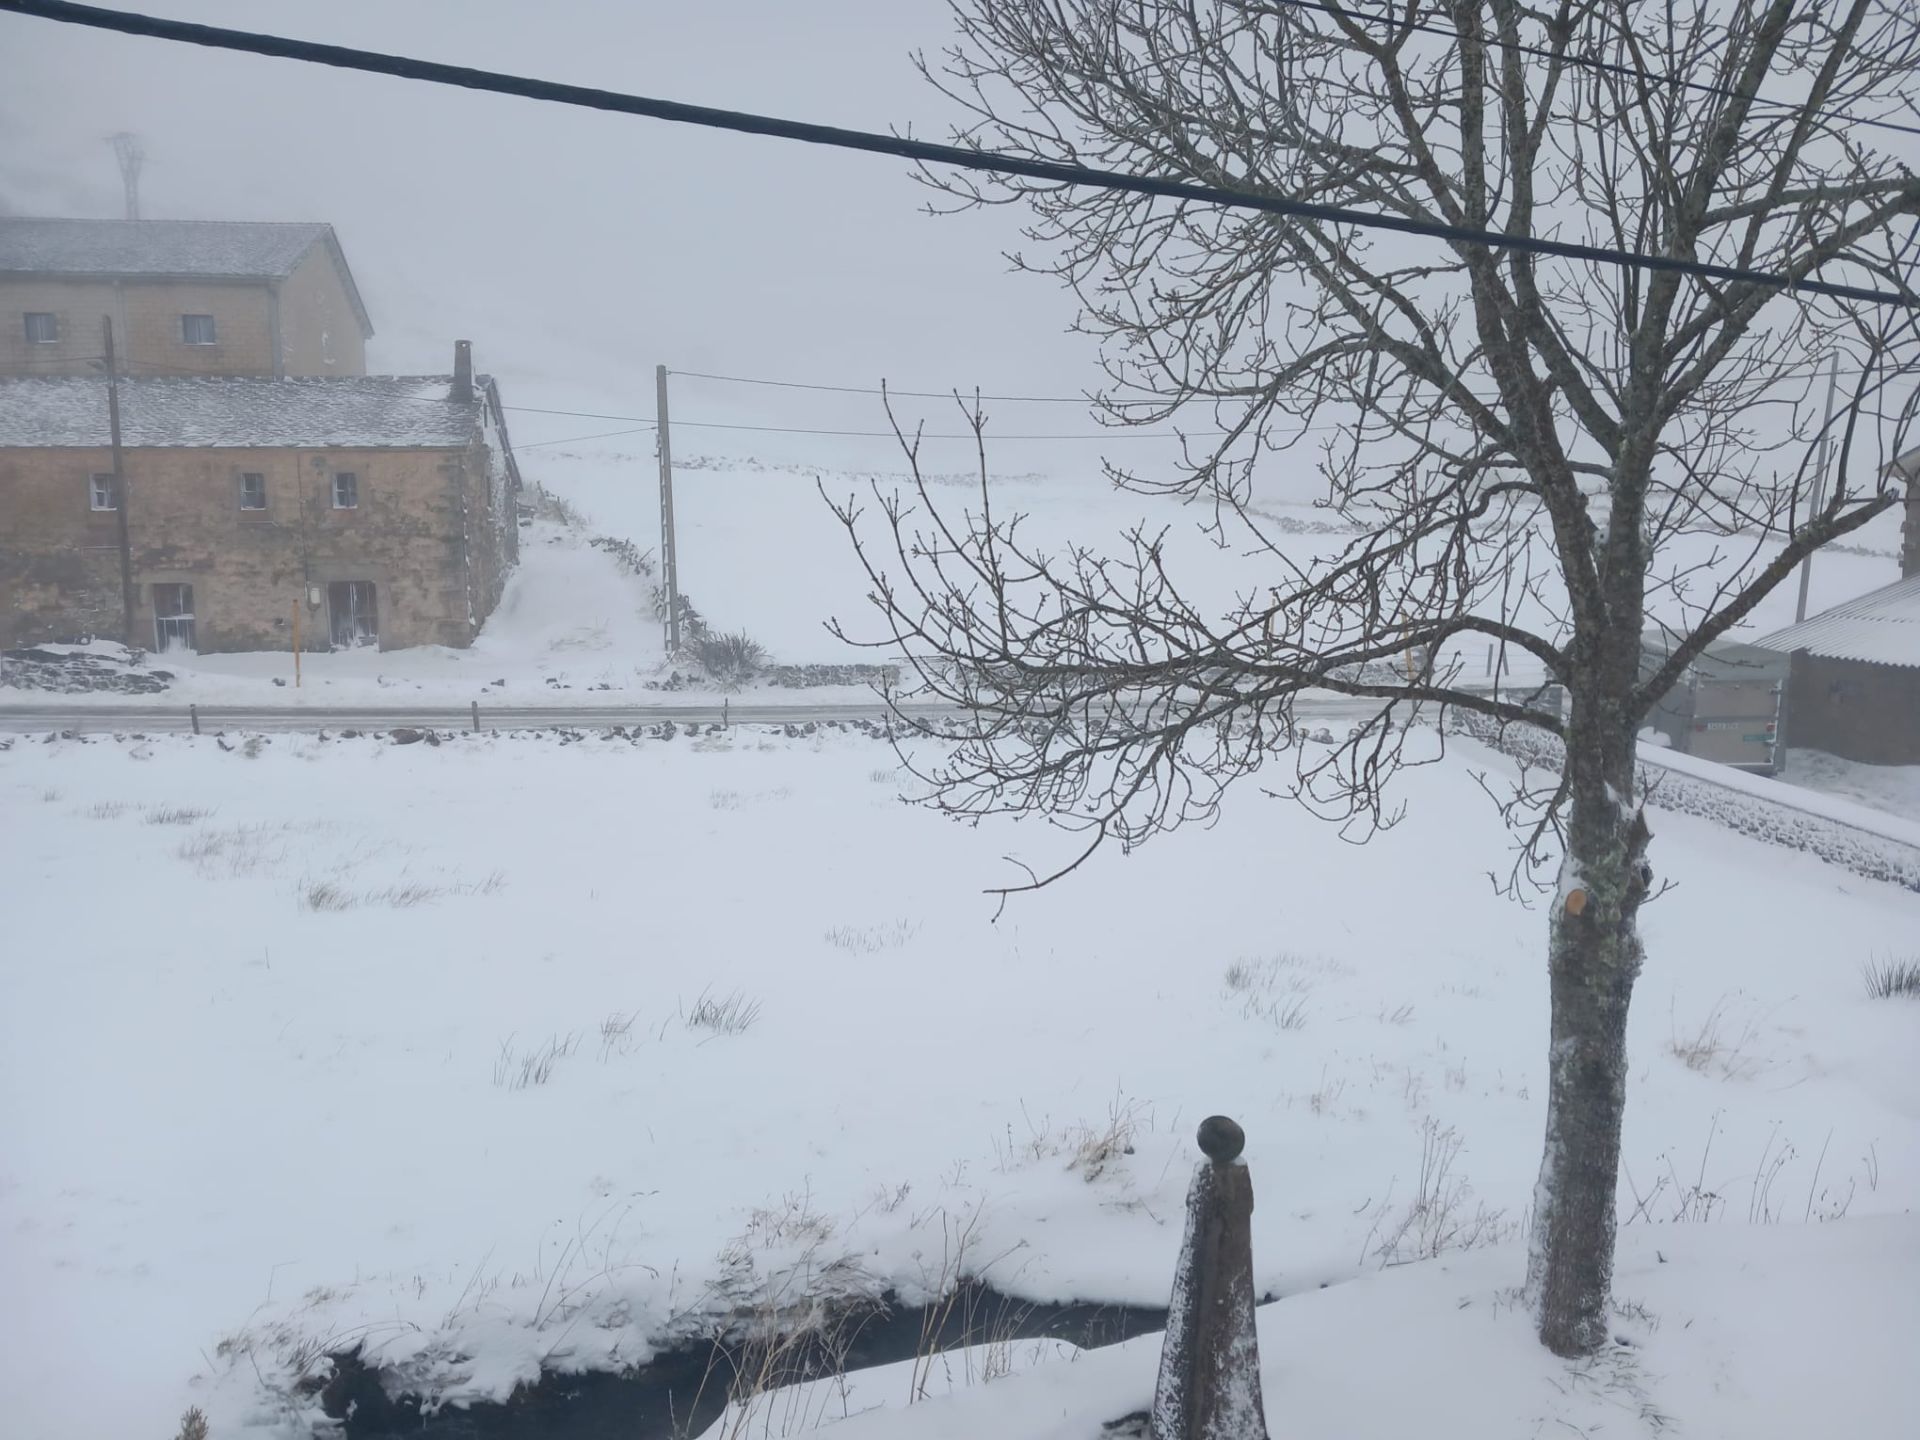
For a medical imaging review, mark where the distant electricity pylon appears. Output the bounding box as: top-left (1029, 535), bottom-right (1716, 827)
top-left (110, 132), bottom-right (145, 219)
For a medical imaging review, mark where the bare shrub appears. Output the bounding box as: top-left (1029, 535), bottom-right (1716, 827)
top-left (526, 482), bottom-right (586, 529)
top-left (686, 988), bottom-right (763, 1037)
top-left (173, 1407), bottom-right (210, 1440)
top-left (1862, 956), bottom-right (1920, 999)
top-left (144, 804), bottom-right (213, 825)
top-left (692, 630), bottom-right (768, 689)
top-left (1378, 1002), bottom-right (1416, 1026)
top-left (1364, 1118), bottom-right (1514, 1266)
top-left (38, 787), bottom-right (61, 802)
top-left (84, 800), bottom-right (131, 819)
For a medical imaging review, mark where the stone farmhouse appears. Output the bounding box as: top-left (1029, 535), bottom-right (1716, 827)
top-left (1, 219), bottom-right (520, 654)
top-left (0, 217), bottom-right (373, 379)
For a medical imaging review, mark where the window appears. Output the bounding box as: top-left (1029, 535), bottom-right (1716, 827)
top-left (327, 581), bottom-right (379, 648)
top-left (24, 312), bottom-right (57, 344)
top-left (152, 584), bottom-right (196, 653)
top-left (239, 472), bottom-right (267, 511)
top-left (89, 473), bottom-right (118, 511)
top-left (331, 471), bottom-right (359, 509)
top-left (181, 313), bottom-right (216, 345)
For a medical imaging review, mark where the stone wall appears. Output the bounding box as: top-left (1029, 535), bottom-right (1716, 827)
top-left (0, 439), bottom-right (510, 651)
top-left (274, 247), bottom-right (368, 377)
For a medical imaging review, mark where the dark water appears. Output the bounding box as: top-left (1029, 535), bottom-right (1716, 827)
top-left (328, 1282), bottom-right (1169, 1439)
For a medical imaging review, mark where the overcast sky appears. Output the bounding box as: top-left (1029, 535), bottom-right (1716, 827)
top-left (0, 0), bottom-right (1142, 469)
top-left (4, 2), bottom-right (1912, 503)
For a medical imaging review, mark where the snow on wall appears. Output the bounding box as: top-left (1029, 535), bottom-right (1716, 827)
top-left (1455, 715), bottom-right (1920, 894)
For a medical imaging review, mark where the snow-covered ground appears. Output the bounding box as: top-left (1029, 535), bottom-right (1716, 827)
top-left (1, 725), bottom-right (1914, 1437)
top-left (816, 1218), bottom-right (1920, 1440)
top-left (1779, 747), bottom-right (1920, 825)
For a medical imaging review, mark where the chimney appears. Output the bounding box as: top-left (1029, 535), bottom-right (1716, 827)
top-left (451, 340), bottom-right (474, 405)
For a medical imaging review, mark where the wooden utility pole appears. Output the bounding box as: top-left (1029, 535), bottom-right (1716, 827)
top-left (656, 364), bottom-right (681, 653)
top-left (1794, 355), bottom-right (1841, 625)
top-left (103, 317), bottom-right (137, 648)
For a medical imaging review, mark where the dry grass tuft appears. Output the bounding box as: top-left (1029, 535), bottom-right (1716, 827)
top-left (144, 804), bottom-right (214, 825)
top-left (1862, 955), bottom-right (1920, 999)
top-left (1364, 1117), bottom-right (1515, 1266)
top-left (492, 1032), bottom-right (583, 1089)
top-left (1667, 995), bottom-right (1764, 1081)
top-left (685, 988), bottom-right (763, 1037)
top-left (824, 920), bottom-right (921, 954)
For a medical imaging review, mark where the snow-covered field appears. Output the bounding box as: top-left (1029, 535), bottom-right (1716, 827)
top-left (1, 722), bottom-right (1915, 1437)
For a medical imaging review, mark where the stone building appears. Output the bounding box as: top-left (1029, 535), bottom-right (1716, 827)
top-left (0, 344), bottom-right (520, 653)
top-left (0, 218), bottom-right (372, 379)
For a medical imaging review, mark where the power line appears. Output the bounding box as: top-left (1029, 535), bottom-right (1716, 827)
top-left (515, 425), bottom-right (656, 451)
top-left (1, 0), bottom-right (1908, 308)
top-left (672, 368), bottom-right (1108, 404)
top-left (1276, 0), bottom-right (1920, 139)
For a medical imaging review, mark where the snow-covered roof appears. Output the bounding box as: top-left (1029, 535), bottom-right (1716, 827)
top-left (1753, 573), bottom-right (1920, 669)
top-left (0, 218), bottom-right (374, 337)
top-left (0, 375), bottom-right (490, 449)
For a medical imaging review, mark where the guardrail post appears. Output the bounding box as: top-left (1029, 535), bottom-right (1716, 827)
top-left (1151, 1116), bottom-right (1268, 1440)
top-left (190, 704), bottom-right (201, 736)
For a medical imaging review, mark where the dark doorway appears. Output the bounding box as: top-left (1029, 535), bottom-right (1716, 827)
top-left (328, 581), bottom-right (379, 649)
top-left (152, 583), bottom-right (196, 653)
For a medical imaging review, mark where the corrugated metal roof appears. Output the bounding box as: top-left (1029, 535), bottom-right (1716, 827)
top-left (1753, 573), bottom-right (1920, 669)
top-left (0, 218), bottom-right (374, 337)
top-left (0, 375), bottom-right (487, 449)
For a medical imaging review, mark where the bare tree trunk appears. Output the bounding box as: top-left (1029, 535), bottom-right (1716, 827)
top-left (1527, 712), bottom-right (1650, 1356)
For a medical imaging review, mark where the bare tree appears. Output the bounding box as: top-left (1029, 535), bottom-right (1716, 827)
top-left (830, 0), bottom-right (1920, 1358)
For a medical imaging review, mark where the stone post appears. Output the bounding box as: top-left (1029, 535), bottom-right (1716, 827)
top-left (1151, 1116), bottom-right (1269, 1440)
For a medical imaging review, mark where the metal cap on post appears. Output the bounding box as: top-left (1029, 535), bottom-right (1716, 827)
top-left (1151, 1116), bottom-right (1269, 1440)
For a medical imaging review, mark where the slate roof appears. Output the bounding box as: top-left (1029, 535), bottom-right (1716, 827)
top-left (0, 376), bottom-right (488, 449)
top-left (1753, 573), bottom-right (1920, 669)
top-left (0, 218), bottom-right (374, 337)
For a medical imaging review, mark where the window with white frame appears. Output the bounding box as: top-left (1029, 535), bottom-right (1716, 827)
top-left (89, 473), bottom-right (118, 511)
top-left (24, 312), bottom-right (57, 344)
top-left (239, 472), bottom-right (267, 511)
top-left (181, 314), bottom-right (216, 345)
top-left (331, 471), bottom-right (359, 509)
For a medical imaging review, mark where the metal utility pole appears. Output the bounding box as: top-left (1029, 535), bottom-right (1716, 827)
top-left (1794, 354), bottom-right (1841, 624)
top-left (103, 317), bottom-right (137, 647)
top-left (110, 132), bottom-right (145, 220)
top-left (656, 364), bottom-right (681, 653)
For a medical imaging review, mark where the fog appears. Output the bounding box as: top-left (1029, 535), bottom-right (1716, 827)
top-left (0, 0), bottom-right (1125, 468)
